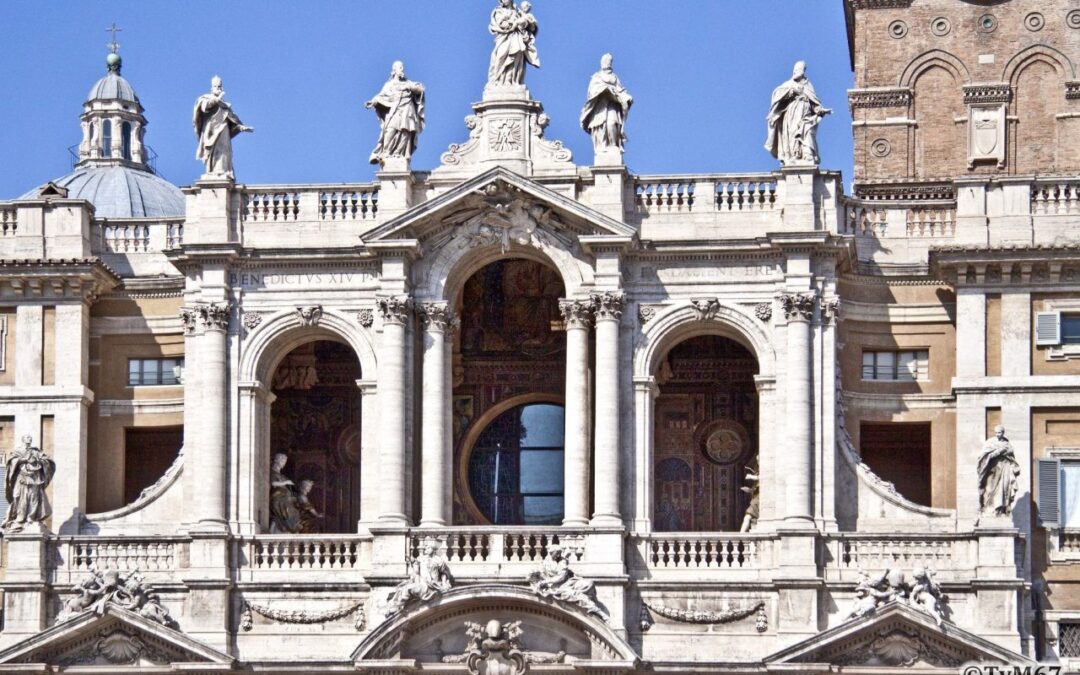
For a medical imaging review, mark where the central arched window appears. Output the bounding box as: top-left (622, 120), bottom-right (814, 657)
top-left (102, 120), bottom-right (113, 158)
top-left (121, 121), bottom-right (132, 160)
top-left (467, 403), bottom-right (564, 525)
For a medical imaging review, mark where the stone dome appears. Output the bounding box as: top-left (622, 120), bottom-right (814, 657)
top-left (87, 53), bottom-right (140, 104)
top-left (20, 165), bottom-right (185, 219)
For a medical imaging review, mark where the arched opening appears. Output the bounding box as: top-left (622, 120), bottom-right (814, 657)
top-left (453, 258), bottom-right (567, 524)
top-left (101, 120), bottom-right (113, 158)
top-left (652, 335), bottom-right (759, 532)
top-left (121, 121), bottom-right (132, 161)
top-left (1012, 59), bottom-right (1064, 174)
top-left (913, 66), bottom-right (962, 178)
top-left (269, 339), bottom-right (362, 533)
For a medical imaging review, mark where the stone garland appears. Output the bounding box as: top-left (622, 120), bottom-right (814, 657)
top-left (239, 599), bottom-right (365, 631)
top-left (643, 600), bottom-right (767, 631)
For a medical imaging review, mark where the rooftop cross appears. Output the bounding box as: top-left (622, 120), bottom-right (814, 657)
top-left (105, 22), bottom-right (122, 54)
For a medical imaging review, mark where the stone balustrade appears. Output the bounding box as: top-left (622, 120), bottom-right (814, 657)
top-left (92, 219), bottom-right (185, 255)
top-left (630, 174), bottom-right (779, 218)
top-left (842, 200), bottom-right (956, 239)
top-left (822, 533), bottom-right (982, 582)
top-left (1032, 180), bottom-right (1080, 216)
top-left (235, 183), bottom-right (382, 247)
top-left (50, 536), bottom-right (189, 585)
top-left (233, 534), bottom-right (372, 583)
top-left (629, 533), bottom-right (775, 581)
top-left (0, 204), bottom-right (16, 237)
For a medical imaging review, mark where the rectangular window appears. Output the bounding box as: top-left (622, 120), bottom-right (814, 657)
top-left (1061, 622), bottom-right (1080, 658)
top-left (1062, 461), bottom-right (1080, 528)
top-left (861, 350), bottom-right (929, 381)
top-left (127, 358), bottom-right (183, 386)
top-left (1063, 314), bottom-right (1080, 345)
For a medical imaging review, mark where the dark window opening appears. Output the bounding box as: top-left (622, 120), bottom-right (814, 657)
top-left (124, 426), bottom-right (182, 504)
top-left (860, 421), bottom-right (932, 507)
top-left (127, 358), bottom-right (183, 386)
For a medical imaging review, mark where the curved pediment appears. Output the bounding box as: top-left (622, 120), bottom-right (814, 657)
top-left (352, 584), bottom-right (638, 668)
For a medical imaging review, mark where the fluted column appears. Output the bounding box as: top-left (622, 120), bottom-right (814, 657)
top-left (419, 302), bottom-right (455, 527)
top-left (376, 296), bottom-right (412, 525)
top-left (780, 292), bottom-right (815, 527)
top-left (189, 302), bottom-right (231, 531)
top-left (591, 292), bottom-right (623, 526)
top-left (560, 299), bottom-right (593, 526)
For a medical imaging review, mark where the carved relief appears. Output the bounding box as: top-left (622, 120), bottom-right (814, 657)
top-left (637, 305), bottom-right (658, 325)
top-left (846, 568), bottom-right (947, 627)
top-left (179, 307), bottom-right (198, 336)
top-left (968, 104), bottom-right (1007, 169)
top-left (58, 628), bottom-right (172, 667)
top-left (56, 569), bottom-right (174, 627)
top-left (455, 182), bottom-right (568, 255)
top-left (643, 600), bottom-right (767, 630)
top-left (356, 308), bottom-right (375, 328)
top-left (558, 299), bottom-right (594, 330)
top-left (834, 629), bottom-right (964, 668)
top-left (382, 540), bottom-right (454, 616)
top-left (778, 292), bottom-right (815, 321)
top-left (489, 119), bottom-right (524, 152)
top-left (442, 620), bottom-right (566, 675)
top-left (239, 598), bottom-right (365, 631)
top-left (419, 302), bottom-right (456, 331)
top-left (689, 297), bottom-right (720, 321)
top-left (295, 305), bottom-right (323, 327)
top-left (822, 298), bottom-right (840, 324)
top-left (241, 311), bottom-right (263, 331)
top-left (754, 302), bottom-right (772, 322)
top-left (527, 544), bottom-right (608, 621)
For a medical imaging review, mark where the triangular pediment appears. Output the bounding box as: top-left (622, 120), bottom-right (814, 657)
top-left (0, 603), bottom-right (234, 670)
top-left (361, 167), bottom-right (636, 249)
top-left (766, 602), bottom-right (1031, 669)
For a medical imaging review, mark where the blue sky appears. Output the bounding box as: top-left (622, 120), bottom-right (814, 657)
top-left (0, 1), bottom-right (855, 197)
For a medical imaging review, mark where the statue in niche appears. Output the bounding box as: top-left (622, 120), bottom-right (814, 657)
top-left (383, 540), bottom-right (454, 616)
top-left (977, 425), bottom-right (1021, 518)
top-left (268, 453), bottom-right (323, 533)
top-left (365, 61), bottom-right (425, 166)
top-left (764, 61), bottom-right (830, 166)
top-left (580, 53), bottom-right (633, 153)
top-left (527, 544), bottom-right (608, 621)
top-left (488, 0), bottom-right (540, 87)
top-left (739, 462), bottom-right (760, 532)
top-left (193, 75), bottom-right (253, 179)
top-left (2, 435), bottom-right (56, 533)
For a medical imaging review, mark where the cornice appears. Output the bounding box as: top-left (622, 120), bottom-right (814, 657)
top-left (963, 83), bottom-right (1012, 105)
top-left (847, 0), bottom-right (913, 8)
top-left (848, 87), bottom-right (912, 109)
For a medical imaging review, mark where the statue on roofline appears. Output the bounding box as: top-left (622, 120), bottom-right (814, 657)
top-left (488, 0), bottom-right (540, 87)
top-left (193, 75), bottom-right (253, 179)
top-left (765, 60), bottom-right (830, 166)
top-left (365, 60), bottom-right (425, 166)
top-left (581, 53), bottom-right (633, 155)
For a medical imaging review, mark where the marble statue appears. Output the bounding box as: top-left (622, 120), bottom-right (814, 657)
top-left (739, 463), bottom-right (760, 533)
top-left (2, 435), bottom-right (56, 533)
top-left (765, 61), bottom-right (831, 166)
top-left (488, 0), bottom-right (539, 87)
top-left (267, 454), bottom-right (323, 533)
top-left (580, 53), bottom-right (633, 153)
top-left (977, 425), bottom-right (1021, 518)
top-left (527, 544), bottom-right (608, 620)
top-left (193, 76), bottom-right (253, 178)
top-left (57, 568), bottom-right (174, 626)
top-left (847, 569), bottom-right (903, 620)
top-left (383, 540), bottom-right (454, 615)
top-left (909, 567), bottom-right (945, 626)
top-left (365, 61), bottom-right (425, 166)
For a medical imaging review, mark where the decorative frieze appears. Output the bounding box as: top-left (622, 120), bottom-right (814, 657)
top-left (643, 600), bottom-right (767, 631)
top-left (963, 84), bottom-right (1011, 105)
top-left (847, 0), bottom-right (913, 9)
top-left (295, 305), bottom-right (323, 327)
top-left (591, 291), bottom-right (624, 321)
top-left (239, 598), bottom-right (365, 631)
top-left (1067, 81), bottom-right (1080, 100)
top-left (853, 182), bottom-right (954, 201)
top-left (848, 88), bottom-right (911, 109)
top-left (558, 299), bottom-right (594, 329)
top-left (778, 292), bottom-right (816, 322)
top-left (376, 296), bottom-right (414, 326)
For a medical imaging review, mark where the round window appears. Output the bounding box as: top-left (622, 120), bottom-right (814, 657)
top-left (467, 403), bottom-right (565, 525)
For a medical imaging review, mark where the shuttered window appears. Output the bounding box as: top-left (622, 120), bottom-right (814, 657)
top-left (1036, 311), bottom-right (1061, 346)
top-left (1038, 457), bottom-right (1061, 527)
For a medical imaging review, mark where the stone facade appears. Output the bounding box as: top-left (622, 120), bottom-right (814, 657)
top-left (0, 0), bottom-right (1078, 672)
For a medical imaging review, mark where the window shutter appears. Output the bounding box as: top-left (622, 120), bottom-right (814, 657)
top-left (1038, 457), bottom-right (1061, 527)
top-left (1036, 311), bottom-right (1062, 346)
top-left (0, 455), bottom-right (8, 518)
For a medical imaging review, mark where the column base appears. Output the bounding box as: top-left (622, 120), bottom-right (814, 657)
top-left (418, 518), bottom-right (448, 528)
top-left (190, 519), bottom-right (230, 535)
top-left (562, 517), bottom-right (590, 527)
top-left (589, 514), bottom-right (623, 527)
top-left (378, 513), bottom-right (411, 526)
top-left (781, 515), bottom-right (817, 530)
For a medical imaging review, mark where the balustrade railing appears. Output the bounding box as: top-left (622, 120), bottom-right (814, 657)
top-left (408, 528), bottom-right (588, 565)
top-left (238, 184), bottom-right (380, 225)
top-left (631, 174), bottom-right (779, 218)
top-left (906, 207), bottom-right (955, 237)
top-left (639, 534), bottom-right (770, 570)
top-left (102, 222), bottom-right (151, 252)
top-left (240, 535), bottom-right (368, 572)
top-left (0, 205), bottom-right (16, 236)
top-left (823, 534), bottom-right (965, 577)
top-left (320, 189), bottom-right (379, 220)
top-left (1032, 181), bottom-right (1080, 216)
top-left (242, 190), bottom-right (301, 222)
top-left (166, 222), bottom-right (184, 248)
top-left (842, 200), bottom-right (956, 239)
top-left (51, 537), bottom-right (188, 583)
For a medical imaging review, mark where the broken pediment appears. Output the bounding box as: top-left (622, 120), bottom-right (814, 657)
top-left (362, 167), bottom-right (635, 250)
top-left (0, 603), bottom-right (234, 671)
top-left (766, 601), bottom-right (1031, 669)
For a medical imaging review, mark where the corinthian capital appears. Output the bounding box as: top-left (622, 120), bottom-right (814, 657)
top-left (179, 307), bottom-right (198, 336)
top-left (377, 296), bottom-right (414, 325)
top-left (778, 292), bottom-right (816, 322)
top-left (184, 302), bottom-right (230, 333)
top-left (590, 291), bottom-right (625, 321)
top-left (559, 299), bottom-right (594, 329)
top-left (419, 302), bottom-right (457, 331)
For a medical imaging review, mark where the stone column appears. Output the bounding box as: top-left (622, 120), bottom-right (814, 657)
top-left (591, 292), bottom-right (623, 526)
top-left (419, 302), bottom-right (454, 527)
top-left (780, 292), bottom-right (815, 527)
top-left (632, 376), bottom-right (659, 531)
top-left (193, 302), bottom-right (230, 531)
top-left (560, 299), bottom-right (593, 526)
top-left (376, 296), bottom-right (412, 525)
top-left (356, 378), bottom-right (378, 532)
